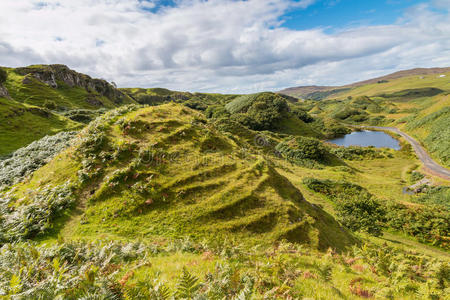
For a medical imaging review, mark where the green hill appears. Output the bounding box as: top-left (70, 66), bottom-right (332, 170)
top-left (1, 103), bottom-right (355, 251)
top-left (0, 65), bottom-right (137, 156)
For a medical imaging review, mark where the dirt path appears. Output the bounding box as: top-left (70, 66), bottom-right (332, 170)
top-left (360, 126), bottom-right (450, 181)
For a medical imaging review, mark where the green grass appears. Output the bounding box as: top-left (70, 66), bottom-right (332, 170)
top-left (0, 97), bottom-right (81, 156)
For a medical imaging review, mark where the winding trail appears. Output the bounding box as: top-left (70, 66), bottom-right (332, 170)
top-left (359, 126), bottom-right (450, 181)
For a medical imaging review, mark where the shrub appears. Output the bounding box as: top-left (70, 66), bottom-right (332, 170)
top-left (292, 107), bottom-right (314, 123)
top-left (226, 92), bottom-right (289, 130)
top-left (329, 146), bottom-right (385, 160)
top-left (410, 171), bottom-right (425, 182)
top-left (336, 196), bottom-right (385, 236)
top-left (385, 202), bottom-right (449, 248)
top-left (0, 183), bottom-right (75, 243)
top-left (205, 105), bottom-right (230, 119)
top-left (276, 137), bottom-right (326, 161)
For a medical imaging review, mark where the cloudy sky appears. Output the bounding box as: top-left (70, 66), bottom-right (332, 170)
top-left (0, 0), bottom-right (449, 93)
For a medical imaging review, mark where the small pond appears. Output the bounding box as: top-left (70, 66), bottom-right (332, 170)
top-left (327, 130), bottom-right (401, 150)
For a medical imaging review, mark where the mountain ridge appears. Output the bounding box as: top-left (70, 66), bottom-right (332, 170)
top-left (280, 67), bottom-right (450, 99)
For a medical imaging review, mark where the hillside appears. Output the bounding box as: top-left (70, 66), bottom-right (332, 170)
top-left (280, 67), bottom-right (450, 99)
top-left (0, 65), bottom-right (136, 156)
top-left (0, 67), bottom-right (449, 298)
top-left (0, 103), bottom-right (355, 250)
top-left (1, 102), bottom-right (448, 298)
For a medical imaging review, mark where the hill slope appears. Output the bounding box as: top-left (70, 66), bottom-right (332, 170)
top-left (280, 67), bottom-right (450, 99)
top-left (1, 104), bottom-right (356, 251)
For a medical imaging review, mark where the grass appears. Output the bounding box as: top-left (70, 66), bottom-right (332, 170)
top-left (0, 97), bottom-right (81, 156)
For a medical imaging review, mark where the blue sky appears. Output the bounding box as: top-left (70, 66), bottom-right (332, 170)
top-left (282, 0), bottom-right (427, 30)
top-left (0, 0), bottom-right (449, 93)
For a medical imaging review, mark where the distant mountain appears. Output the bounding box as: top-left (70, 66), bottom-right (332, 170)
top-left (280, 67), bottom-right (450, 100)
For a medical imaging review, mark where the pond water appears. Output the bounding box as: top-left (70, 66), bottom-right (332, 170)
top-left (327, 130), bottom-right (401, 150)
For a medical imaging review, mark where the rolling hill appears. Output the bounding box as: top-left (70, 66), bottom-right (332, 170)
top-left (280, 67), bottom-right (450, 100)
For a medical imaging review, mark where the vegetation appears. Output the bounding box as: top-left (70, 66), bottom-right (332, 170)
top-left (276, 137), bottom-right (327, 162)
top-left (0, 131), bottom-right (76, 189)
top-left (303, 177), bottom-right (450, 249)
top-left (0, 238), bottom-right (448, 299)
top-left (1, 66), bottom-right (449, 299)
top-left (226, 92), bottom-right (289, 131)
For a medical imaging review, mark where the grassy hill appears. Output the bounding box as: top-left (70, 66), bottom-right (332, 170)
top-left (280, 67), bottom-right (450, 99)
top-left (1, 103), bottom-right (355, 250)
top-left (0, 65), bottom-right (137, 156)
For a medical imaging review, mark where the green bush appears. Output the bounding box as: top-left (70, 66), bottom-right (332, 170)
top-left (410, 171), bottom-right (425, 182)
top-left (276, 137), bottom-right (326, 161)
top-left (329, 146), bottom-right (385, 160)
top-left (336, 196), bottom-right (385, 236)
top-left (205, 105), bottom-right (230, 119)
top-left (292, 107), bottom-right (314, 123)
top-left (385, 202), bottom-right (449, 248)
top-left (303, 176), bottom-right (450, 246)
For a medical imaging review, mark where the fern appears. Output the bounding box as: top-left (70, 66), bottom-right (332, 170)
top-left (175, 267), bottom-right (202, 299)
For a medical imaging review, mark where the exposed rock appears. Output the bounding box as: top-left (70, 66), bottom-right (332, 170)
top-left (0, 84), bottom-right (9, 98)
top-left (15, 65), bottom-right (127, 104)
top-left (22, 75), bottom-right (33, 85)
top-left (403, 177), bottom-right (433, 194)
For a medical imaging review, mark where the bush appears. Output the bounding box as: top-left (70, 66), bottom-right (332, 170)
top-left (0, 183), bottom-right (75, 242)
top-left (292, 107), bottom-right (314, 123)
top-left (303, 176), bottom-right (450, 246)
top-left (329, 146), bottom-right (385, 160)
top-left (410, 171), bottom-right (425, 182)
top-left (276, 137), bottom-right (326, 161)
top-left (0, 68), bottom-right (7, 84)
top-left (385, 202), bottom-right (449, 248)
top-left (336, 196), bottom-right (385, 236)
top-left (205, 105), bottom-right (230, 119)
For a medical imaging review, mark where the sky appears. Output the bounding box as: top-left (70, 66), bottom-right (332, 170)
top-left (0, 0), bottom-right (449, 93)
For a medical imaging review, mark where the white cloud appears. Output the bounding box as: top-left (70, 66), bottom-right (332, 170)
top-left (0, 0), bottom-right (449, 93)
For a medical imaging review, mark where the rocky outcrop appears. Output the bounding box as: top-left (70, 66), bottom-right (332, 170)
top-left (0, 85), bottom-right (9, 98)
top-left (15, 65), bottom-right (127, 104)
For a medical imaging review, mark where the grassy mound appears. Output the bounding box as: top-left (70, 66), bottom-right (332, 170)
top-left (1, 104), bottom-right (356, 251)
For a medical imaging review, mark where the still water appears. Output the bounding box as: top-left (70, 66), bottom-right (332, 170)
top-left (327, 130), bottom-right (400, 150)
